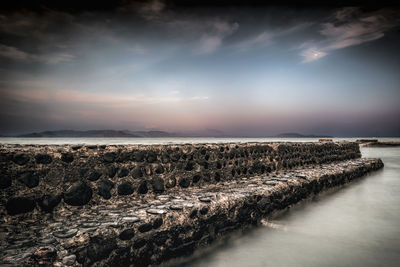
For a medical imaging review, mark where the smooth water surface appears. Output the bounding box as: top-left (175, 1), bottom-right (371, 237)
top-left (175, 146), bottom-right (400, 267)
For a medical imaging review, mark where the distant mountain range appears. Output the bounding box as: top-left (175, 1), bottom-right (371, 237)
top-left (1, 130), bottom-right (332, 138)
top-left (16, 130), bottom-right (177, 138)
top-left (275, 133), bottom-right (332, 138)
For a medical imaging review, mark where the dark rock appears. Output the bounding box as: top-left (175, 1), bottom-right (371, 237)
top-left (214, 172), bottom-right (221, 182)
top-left (71, 145), bottom-right (82, 150)
top-left (146, 151), bottom-right (157, 163)
top-left (64, 182), bottom-right (93, 206)
top-left (152, 177), bottom-right (164, 193)
top-left (86, 145), bottom-right (97, 149)
top-left (118, 181), bottom-right (134, 195)
top-left (99, 145), bottom-right (106, 149)
top-left (155, 165), bottom-right (164, 174)
top-left (200, 206), bottom-right (209, 215)
top-left (39, 194), bottom-right (62, 212)
top-left (189, 209), bottom-right (198, 218)
top-left (61, 153), bottom-right (74, 163)
top-left (13, 153), bottom-right (30, 165)
top-left (98, 179), bottom-right (114, 199)
top-left (153, 218), bottom-right (163, 229)
top-left (133, 151), bottom-right (145, 162)
top-left (138, 223), bottom-right (153, 233)
top-left (185, 161), bottom-right (195, 171)
top-left (170, 153), bottom-right (180, 162)
top-left (6, 196), bottom-right (35, 215)
top-left (193, 174), bottom-right (201, 183)
top-left (138, 181), bottom-right (148, 194)
top-left (80, 168), bottom-right (89, 177)
top-left (107, 166), bottom-right (118, 178)
top-left (35, 154), bottom-right (52, 164)
top-left (88, 171), bottom-right (101, 181)
top-left (0, 174), bottom-right (11, 189)
top-left (166, 177), bottom-right (176, 188)
top-left (119, 229), bottom-right (135, 240)
top-left (103, 152), bottom-right (116, 163)
top-left (117, 167), bottom-right (129, 178)
top-left (87, 237), bottom-right (117, 263)
top-left (132, 167), bottom-right (143, 178)
top-left (17, 171), bottom-right (39, 188)
top-left (179, 177), bottom-right (190, 188)
top-left (133, 238), bottom-right (146, 249)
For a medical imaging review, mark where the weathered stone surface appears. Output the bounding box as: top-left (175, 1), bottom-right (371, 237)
top-left (61, 153), bottom-right (74, 163)
top-left (13, 153), bottom-right (30, 165)
top-left (53, 228), bottom-right (78, 238)
top-left (88, 171), bottom-right (101, 181)
top-left (0, 175), bottom-right (11, 189)
top-left (32, 246), bottom-right (57, 265)
top-left (64, 182), bottom-right (93, 206)
top-left (117, 167), bottom-right (129, 178)
top-left (152, 177), bottom-right (165, 193)
top-left (62, 255), bottom-right (76, 265)
top-left (6, 196), bottom-right (35, 215)
top-left (138, 181), bottom-right (148, 194)
top-left (119, 229), bottom-right (135, 240)
top-left (39, 194), bottom-right (62, 212)
top-left (118, 181), bottom-right (134, 195)
top-left (35, 153), bottom-right (52, 164)
top-left (98, 179), bottom-right (114, 199)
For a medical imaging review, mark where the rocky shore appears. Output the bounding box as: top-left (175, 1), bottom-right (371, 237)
top-left (0, 142), bottom-right (383, 266)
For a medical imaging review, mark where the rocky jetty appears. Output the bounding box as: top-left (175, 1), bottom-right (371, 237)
top-left (356, 139), bottom-right (400, 147)
top-left (0, 142), bottom-right (383, 266)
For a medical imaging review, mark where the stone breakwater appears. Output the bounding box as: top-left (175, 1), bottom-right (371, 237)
top-left (0, 142), bottom-right (383, 266)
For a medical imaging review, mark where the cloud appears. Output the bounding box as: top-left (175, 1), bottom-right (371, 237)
top-left (194, 20), bottom-right (239, 54)
top-left (300, 48), bottom-right (328, 63)
top-left (0, 44), bottom-right (74, 64)
top-left (300, 8), bottom-right (399, 63)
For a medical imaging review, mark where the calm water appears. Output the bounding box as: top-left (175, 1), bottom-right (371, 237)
top-left (0, 137), bottom-right (399, 145)
top-left (172, 146), bottom-right (400, 267)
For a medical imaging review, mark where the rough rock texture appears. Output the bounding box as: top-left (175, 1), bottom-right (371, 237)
top-left (0, 142), bottom-right (383, 266)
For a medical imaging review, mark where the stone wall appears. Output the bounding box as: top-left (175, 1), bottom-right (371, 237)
top-left (0, 142), bottom-right (360, 216)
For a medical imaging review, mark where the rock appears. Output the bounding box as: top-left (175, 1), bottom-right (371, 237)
top-left (117, 167), bottom-right (129, 178)
top-left (35, 153), bottom-right (52, 164)
top-left (39, 194), bottom-right (62, 212)
top-left (13, 153), bottom-right (30, 165)
top-left (121, 216), bottom-right (140, 223)
top-left (153, 218), bottom-right (163, 229)
top-left (155, 165), bottom-right (164, 174)
top-left (64, 182), bottom-right (93, 206)
top-left (193, 174), bottom-right (201, 183)
top-left (0, 174), bottom-right (12, 189)
top-left (133, 151), bottom-right (145, 162)
top-left (118, 181), bottom-right (134, 195)
top-left (86, 145), bottom-right (97, 149)
top-left (18, 171), bottom-right (39, 188)
top-left (107, 166), bottom-right (118, 178)
top-left (138, 181), bottom-right (148, 194)
top-left (200, 206), bottom-right (209, 215)
top-left (138, 223), bottom-right (153, 233)
top-left (87, 237), bottom-right (117, 263)
top-left (32, 246), bottom-right (57, 265)
top-left (119, 229), bottom-right (135, 240)
top-left (71, 145), bottom-right (82, 150)
top-left (98, 179), bottom-right (114, 199)
top-left (179, 177), bottom-right (190, 188)
top-left (166, 177), bottom-right (176, 188)
top-left (88, 171), bottom-right (101, 181)
top-left (103, 152), bottom-right (116, 163)
top-left (62, 255), bottom-right (76, 265)
top-left (146, 151), bottom-right (157, 163)
top-left (214, 172), bottom-right (221, 182)
top-left (151, 177), bottom-right (164, 193)
top-left (147, 208), bottom-right (166, 215)
top-left (199, 197), bottom-right (211, 203)
top-left (170, 205), bottom-right (183, 210)
top-left (132, 167), bottom-right (143, 178)
top-left (53, 228), bottom-right (78, 238)
top-left (61, 153), bottom-right (74, 163)
top-left (6, 196), bottom-right (35, 215)
top-left (185, 161), bottom-right (195, 171)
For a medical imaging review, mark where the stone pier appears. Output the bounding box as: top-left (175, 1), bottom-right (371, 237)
top-left (0, 142), bottom-right (383, 266)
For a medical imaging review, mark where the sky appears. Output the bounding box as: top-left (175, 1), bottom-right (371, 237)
top-left (0, 0), bottom-right (399, 137)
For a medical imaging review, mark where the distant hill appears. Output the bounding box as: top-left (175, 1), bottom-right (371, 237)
top-left (276, 132), bottom-right (332, 138)
top-left (17, 130), bottom-right (177, 138)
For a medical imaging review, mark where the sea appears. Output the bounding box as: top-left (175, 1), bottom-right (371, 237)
top-left (1, 137), bottom-right (399, 267)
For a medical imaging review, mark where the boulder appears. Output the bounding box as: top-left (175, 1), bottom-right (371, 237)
top-left (64, 182), bottom-right (93, 206)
